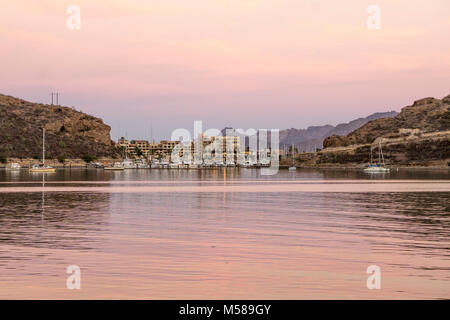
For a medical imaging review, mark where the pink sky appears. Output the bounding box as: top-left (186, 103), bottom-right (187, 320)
top-left (1, 0), bottom-right (449, 140)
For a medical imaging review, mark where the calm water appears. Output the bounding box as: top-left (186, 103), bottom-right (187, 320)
top-left (0, 168), bottom-right (449, 299)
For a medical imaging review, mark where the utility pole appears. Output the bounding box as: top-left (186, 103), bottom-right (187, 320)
top-left (50, 92), bottom-right (60, 105)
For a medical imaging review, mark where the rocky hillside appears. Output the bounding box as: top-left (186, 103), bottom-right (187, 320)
top-left (0, 94), bottom-right (118, 159)
top-left (280, 111), bottom-right (398, 151)
top-left (314, 134), bottom-right (450, 166)
top-left (324, 95), bottom-right (450, 148)
top-left (303, 94), bottom-right (450, 167)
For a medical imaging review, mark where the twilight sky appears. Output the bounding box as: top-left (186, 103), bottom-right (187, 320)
top-left (1, 0), bottom-right (449, 140)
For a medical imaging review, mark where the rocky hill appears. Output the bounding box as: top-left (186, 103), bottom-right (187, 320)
top-left (279, 111), bottom-right (398, 151)
top-left (323, 95), bottom-right (450, 148)
top-left (0, 94), bottom-right (118, 159)
top-left (303, 94), bottom-right (450, 167)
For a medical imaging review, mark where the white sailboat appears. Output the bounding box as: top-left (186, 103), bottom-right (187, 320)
top-left (104, 162), bottom-right (125, 171)
top-left (160, 160), bottom-right (170, 168)
top-left (151, 159), bottom-right (160, 168)
top-left (364, 141), bottom-right (390, 173)
top-left (122, 158), bottom-right (137, 169)
top-left (120, 146), bottom-right (136, 169)
top-left (135, 158), bottom-right (150, 169)
top-left (30, 128), bottom-right (56, 173)
top-left (7, 163), bottom-right (21, 171)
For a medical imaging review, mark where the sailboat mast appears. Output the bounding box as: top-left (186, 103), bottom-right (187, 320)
top-left (292, 144), bottom-right (295, 165)
top-left (380, 141), bottom-right (385, 165)
top-left (378, 142), bottom-right (381, 164)
top-left (43, 128), bottom-right (45, 166)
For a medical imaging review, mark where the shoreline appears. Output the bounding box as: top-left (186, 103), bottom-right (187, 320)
top-left (1, 157), bottom-right (449, 170)
top-left (1, 164), bottom-right (449, 170)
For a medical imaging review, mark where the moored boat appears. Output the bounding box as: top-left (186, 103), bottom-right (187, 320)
top-left (122, 158), bottom-right (137, 169)
top-left (30, 164), bottom-right (56, 173)
top-left (364, 164), bottom-right (390, 173)
top-left (169, 162), bottom-right (181, 169)
top-left (364, 141), bottom-right (390, 173)
top-left (135, 158), bottom-right (150, 169)
top-left (7, 163), bottom-right (21, 171)
top-left (104, 162), bottom-right (125, 171)
top-left (29, 128), bottom-right (56, 173)
top-left (151, 160), bottom-right (160, 168)
top-left (159, 160), bottom-right (169, 168)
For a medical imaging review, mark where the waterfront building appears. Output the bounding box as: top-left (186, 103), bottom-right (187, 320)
top-left (191, 134), bottom-right (241, 165)
top-left (117, 138), bottom-right (180, 160)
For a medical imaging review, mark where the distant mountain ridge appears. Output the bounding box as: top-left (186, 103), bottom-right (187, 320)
top-left (323, 95), bottom-right (450, 148)
top-left (279, 111), bottom-right (398, 151)
top-left (220, 111), bottom-right (398, 152)
top-left (0, 94), bottom-right (118, 159)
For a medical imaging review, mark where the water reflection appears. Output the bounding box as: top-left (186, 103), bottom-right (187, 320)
top-left (0, 168), bottom-right (449, 299)
top-left (317, 192), bottom-right (450, 250)
top-left (1, 167), bottom-right (449, 183)
top-left (0, 191), bottom-right (110, 250)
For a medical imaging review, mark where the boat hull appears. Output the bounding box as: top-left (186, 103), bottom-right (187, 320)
top-left (364, 167), bottom-right (390, 173)
top-left (29, 168), bottom-right (56, 173)
top-left (104, 167), bottom-right (125, 171)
